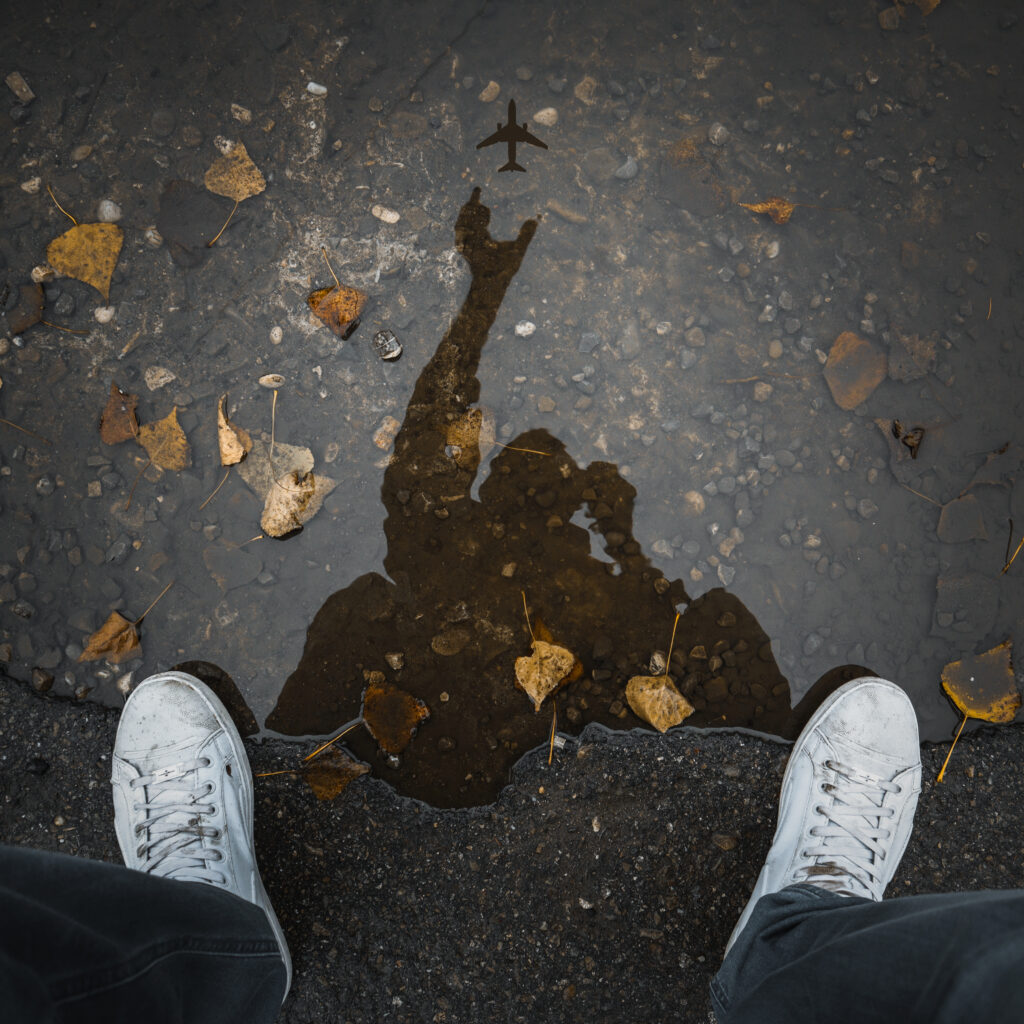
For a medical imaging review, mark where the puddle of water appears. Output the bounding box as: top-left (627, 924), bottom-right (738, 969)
top-left (1, 0), bottom-right (1022, 807)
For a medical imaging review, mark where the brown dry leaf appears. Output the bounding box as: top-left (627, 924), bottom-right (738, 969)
top-left (46, 223), bottom-right (123, 300)
top-left (515, 640), bottom-right (575, 712)
top-left (738, 197), bottom-right (796, 224)
top-left (137, 407), bottom-right (192, 471)
top-left (307, 283), bottom-right (367, 339)
top-left (303, 747), bottom-right (370, 801)
top-left (8, 283), bottom-right (43, 334)
top-left (446, 406), bottom-right (496, 463)
top-left (626, 674), bottom-right (695, 733)
top-left (261, 469), bottom-right (337, 537)
top-left (942, 641), bottom-right (1019, 724)
top-left (217, 394), bottom-right (252, 466)
top-left (203, 142), bottom-right (267, 202)
top-left (100, 382), bottom-right (139, 444)
top-left (362, 675), bottom-right (430, 754)
top-left (823, 332), bottom-right (887, 410)
top-left (937, 494), bottom-right (987, 544)
top-left (79, 611), bottom-right (141, 664)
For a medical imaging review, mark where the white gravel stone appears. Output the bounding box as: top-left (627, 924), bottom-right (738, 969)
top-left (533, 107), bottom-right (558, 127)
top-left (478, 80), bottom-right (500, 102)
top-left (231, 103), bottom-right (252, 124)
top-left (514, 320), bottom-right (536, 337)
top-left (94, 306), bottom-right (115, 324)
top-left (270, 326), bottom-right (283, 345)
top-left (20, 176), bottom-right (41, 194)
top-left (144, 366), bottom-right (176, 390)
top-left (765, 240), bottom-right (780, 259)
top-left (97, 199), bottom-right (122, 223)
top-left (144, 227), bottom-right (163, 247)
top-left (30, 265), bottom-right (54, 283)
top-left (307, 81), bottom-right (328, 96)
top-left (371, 204), bottom-right (400, 224)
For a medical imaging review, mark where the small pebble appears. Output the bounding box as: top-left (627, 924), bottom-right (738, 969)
top-left (144, 227), bottom-right (163, 247)
top-left (94, 306), bottom-right (115, 324)
top-left (20, 176), bottom-right (42, 194)
top-left (479, 80), bottom-right (500, 102)
top-left (768, 339), bottom-right (784, 359)
top-left (515, 320), bottom-right (536, 338)
top-left (31, 265), bottom-right (54, 284)
top-left (231, 103), bottom-right (252, 124)
top-left (258, 374), bottom-right (285, 389)
top-left (70, 144), bottom-right (93, 162)
top-left (371, 204), bottom-right (400, 224)
top-left (97, 199), bottom-right (122, 222)
top-left (614, 155), bottom-right (638, 180)
top-left (534, 107), bottom-right (558, 127)
top-left (765, 241), bottom-right (780, 259)
top-left (307, 81), bottom-right (328, 96)
top-left (270, 326), bottom-right (283, 344)
top-left (708, 122), bottom-right (729, 146)
top-left (144, 366), bottom-right (176, 390)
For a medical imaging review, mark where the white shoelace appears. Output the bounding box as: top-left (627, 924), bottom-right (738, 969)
top-left (793, 758), bottom-right (901, 897)
top-left (130, 758), bottom-right (227, 885)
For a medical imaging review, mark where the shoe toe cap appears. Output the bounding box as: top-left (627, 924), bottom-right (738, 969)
top-left (118, 672), bottom-right (221, 753)
top-left (816, 677), bottom-right (919, 765)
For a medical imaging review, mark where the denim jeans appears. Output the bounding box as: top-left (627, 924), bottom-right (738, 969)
top-left (712, 883), bottom-right (1024, 1024)
top-left (0, 844), bottom-right (286, 1024)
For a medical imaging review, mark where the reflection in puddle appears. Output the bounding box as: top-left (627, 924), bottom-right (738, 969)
top-left (268, 189), bottom-right (794, 807)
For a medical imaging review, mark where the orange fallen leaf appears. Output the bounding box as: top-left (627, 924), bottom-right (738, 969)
top-left (303, 747), bottom-right (370, 801)
top-left (937, 640), bottom-right (1019, 781)
top-left (137, 407), bottom-right (191, 471)
top-left (217, 393), bottom-right (252, 465)
top-left (307, 284), bottom-right (367, 339)
top-left (46, 223), bottom-right (123, 300)
top-left (79, 611), bottom-right (141, 664)
top-left (738, 197), bottom-right (796, 224)
top-left (626, 674), bottom-right (695, 732)
top-left (99, 382), bottom-right (139, 444)
top-left (361, 675), bottom-right (430, 754)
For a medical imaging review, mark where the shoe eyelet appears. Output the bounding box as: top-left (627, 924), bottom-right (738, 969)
top-left (205, 781), bottom-right (217, 796)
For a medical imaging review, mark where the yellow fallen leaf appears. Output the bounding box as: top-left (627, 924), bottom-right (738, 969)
top-left (137, 407), bottom-right (191, 471)
top-left (738, 197), bottom-right (796, 225)
top-left (303, 748), bottom-right (370, 801)
top-left (204, 141), bottom-right (267, 202)
top-left (261, 469), bottom-right (337, 537)
top-left (46, 223), bottom-right (123, 300)
top-left (307, 283), bottom-right (367, 339)
top-left (217, 393), bottom-right (252, 466)
top-left (78, 611), bottom-right (141, 664)
top-left (937, 640), bottom-right (1019, 782)
top-left (626, 674), bottom-right (695, 733)
top-left (514, 640), bottom-right (575, 712)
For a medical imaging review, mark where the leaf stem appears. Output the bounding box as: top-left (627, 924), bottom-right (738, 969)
top-left (199, 468), bottom-right (230, 510)
top-left (304, 719), bottom-right (363, 762)
top-left (1001, 535), bottom-right (1024, 576)
top-left (0, 417), bottom-right (52, 445)
top-left (125, 455), bottom-right (153, 510)
top-left (521, 590), bottom-right (534, 642)
top-left (207, 199), bottom-right (239, 247)
top-left (548, 706), bottom-right (557, 765)
top-left (133, 579), bottom-right (175, 626)
top-left (936, 712), bottom-right (968, 783)
top-left (665, 611), bottom-right (682, 667)
top-left (320, 246), bottom-right (341, 288)
top-left (46, 184), bottom-right (78, 225)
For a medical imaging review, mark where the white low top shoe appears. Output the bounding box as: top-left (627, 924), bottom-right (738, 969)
top-left (112, 670), bottom-right (292, 998)
top-left (724, 676), bottom-right (922, 957)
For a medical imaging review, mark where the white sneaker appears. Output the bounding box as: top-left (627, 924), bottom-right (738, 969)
top-left (724, 676), bottom-right (921, 957)
top-left (112, 670), bottom-right (292, 998)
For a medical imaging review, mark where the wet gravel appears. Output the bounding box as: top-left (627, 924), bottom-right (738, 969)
top-left (3, 675), bottom-right (1022, 1023)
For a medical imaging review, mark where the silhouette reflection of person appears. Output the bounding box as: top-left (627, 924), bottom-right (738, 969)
top-left (268, 188), bottom-right (791, 807)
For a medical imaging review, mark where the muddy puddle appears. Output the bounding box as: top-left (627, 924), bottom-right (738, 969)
top-left (2, 0), bottom-right (1022, 807)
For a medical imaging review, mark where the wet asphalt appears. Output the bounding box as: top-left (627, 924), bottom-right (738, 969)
top-left (3, 673), bottom-right (1022, 1023)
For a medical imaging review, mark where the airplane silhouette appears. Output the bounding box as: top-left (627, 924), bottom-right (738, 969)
top-left (475, 98), bottom-right (548, 172)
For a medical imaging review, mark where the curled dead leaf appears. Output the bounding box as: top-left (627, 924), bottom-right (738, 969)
top-left (261, 469), bottom-right (337, 537)
top-left (303, 747), bottom-right (370, 801)
top-left (46, 222), bottom-right (123, 300)
top-left (100, 382), bottom-right (139, 444)
top-left (738, 197), bottom-right (796, 224)
top-left (137, 407), bottom-right (192, 471)
top-left (217, 394), bottom-right (252, 465)
top-left (626, 674), bottom-right (695, 733)
top-left (203, 141), bottom-right (266, 202)
top-left (79, 611), bottom-right (141, 664)
top-left (307, 283), bottom-right (367, 339)
top-left (514, 639), bottom-right (575, 712)
top-left (362, 675), bottom-right (430, 754)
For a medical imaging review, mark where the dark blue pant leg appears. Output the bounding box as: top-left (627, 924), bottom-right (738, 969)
top-left (0, 844), bottom-right (286, 1024)
top-left (711, 884), bottom-right (1024, 1024)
